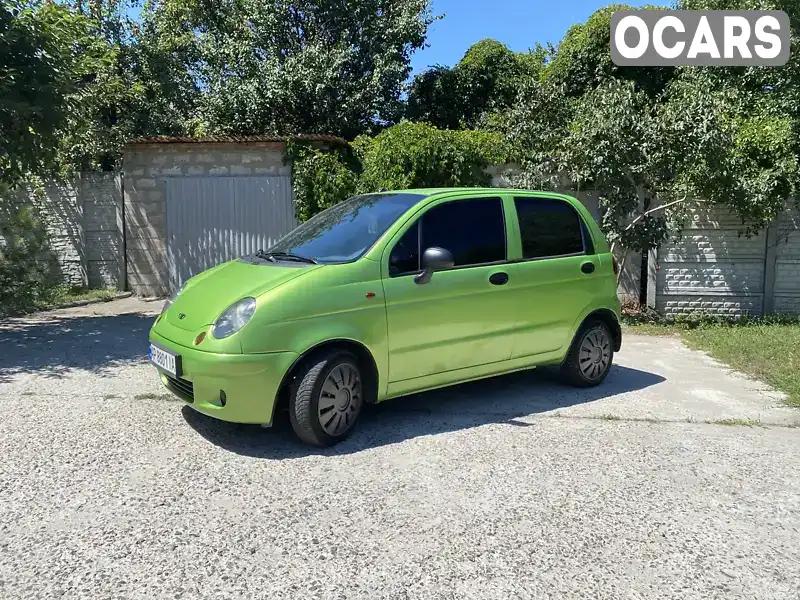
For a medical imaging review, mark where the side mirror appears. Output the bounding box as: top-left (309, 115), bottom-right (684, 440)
top-left (414, 247), bottom-right (455, 285)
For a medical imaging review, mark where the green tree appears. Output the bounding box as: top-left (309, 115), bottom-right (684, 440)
top-left (543, 4), bottom-right (674, 98)
top-left (355, 121), bottom-right (509, 191)
top-left (407, 38), bottom-right (546, 130)
top-left (53, 0), bottom-right (144, 172)
top-left (141, 0), bottom-right (438, 140)
top-left (406, 65), bottom-right (463, 130)
top-left (508, 76), bottom-right (799, 278)
top-left (0, 0), bottom-right (102, 184)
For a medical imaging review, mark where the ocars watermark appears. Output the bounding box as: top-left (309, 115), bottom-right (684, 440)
top-left (611, 10), bottom-right (790, 66)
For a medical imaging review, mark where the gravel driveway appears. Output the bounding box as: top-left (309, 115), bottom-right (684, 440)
top-left (1, 298), bottom-right (799, 600)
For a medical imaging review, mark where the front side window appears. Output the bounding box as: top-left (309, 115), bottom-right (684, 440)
top-left (514, 196), bottom-right (585, 259)
top-left (389, 197), bottom-right (506, 276)
top-left (389, 222), bottom-right (420, 276)
top-left (266, 193), bottom-right (424, 264)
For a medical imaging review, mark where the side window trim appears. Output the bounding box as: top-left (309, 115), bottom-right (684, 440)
top-left (387, 195), bottom-right (508, 277)
top-left (513, 195), bottom-right (591, 262)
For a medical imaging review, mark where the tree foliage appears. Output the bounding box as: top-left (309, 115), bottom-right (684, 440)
top-left (0, 204), bottom-right (52, 313)
top-left (355, 121), bottom-right (510, 191)
top-left (141, 0), bottom-right (437, 140)
top-left (505, 2), bottom-right (800, 265)
top-left (285, 141), bottom-right (360, 222)
top-left (407, 39), bottom-right (545, 130)
top-left (287, 122), bottom-right (511, 221)
top-left (0, 0), bottom-right (108, 184)
top-left (543, 4), bottom-right (674, 98)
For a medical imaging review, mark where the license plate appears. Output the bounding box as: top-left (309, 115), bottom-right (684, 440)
top-left (149, 343), bottom-right (180, 377)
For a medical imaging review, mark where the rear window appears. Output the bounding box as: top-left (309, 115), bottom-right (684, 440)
top-left (514, 197), bottom-right (585, 259)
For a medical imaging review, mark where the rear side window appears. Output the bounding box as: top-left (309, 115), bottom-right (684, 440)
top-left (389, 197), bottom-right (506, 275)
top-left (514, 197), bottom-right (586, 259)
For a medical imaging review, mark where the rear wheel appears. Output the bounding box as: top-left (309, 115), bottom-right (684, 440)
top-left (288, 351), bottom-right (364, 447)
top-left (561, 320), bottom-right (614, 387)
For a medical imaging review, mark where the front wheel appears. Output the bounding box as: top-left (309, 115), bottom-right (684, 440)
top-left (561, 320), bottom-right (614, 387)
top-left (288, 351), bottom-right (365, 447)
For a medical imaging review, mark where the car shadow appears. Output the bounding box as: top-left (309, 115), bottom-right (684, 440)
top-left (182, 364), bottom-right (666, 459)
top-left (0, 312), bottom-right (156, 383)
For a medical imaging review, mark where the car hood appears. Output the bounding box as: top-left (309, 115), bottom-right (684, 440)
top-left (165, 259), bottom-right (319, 331)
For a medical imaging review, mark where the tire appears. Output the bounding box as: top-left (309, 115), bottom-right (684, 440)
top-left (288, 350), bottom-right (365, 447)
top-left (561, 319), bottom-right (614, 388)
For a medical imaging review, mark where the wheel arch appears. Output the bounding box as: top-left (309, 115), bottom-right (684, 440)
top-left (271, 338), bottom-right (381, 422)
top-left (581, 308), bottom-right (622, 352)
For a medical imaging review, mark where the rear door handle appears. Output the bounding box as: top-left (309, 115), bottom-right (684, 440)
top-left (581, 262), bottom-right (596, 274)
top-left (489, 272), bottom-right (509, 286)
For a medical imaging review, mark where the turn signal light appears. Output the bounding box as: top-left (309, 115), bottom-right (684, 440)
top-left (612, 257), bottom-right (620, 275)
top-left (194, 331), bottom-right (207, 345)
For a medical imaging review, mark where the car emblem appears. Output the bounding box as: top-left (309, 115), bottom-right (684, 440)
top-left (178, 313), bottom-right (186, 320)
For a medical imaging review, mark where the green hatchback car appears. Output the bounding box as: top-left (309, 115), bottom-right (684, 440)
top-left (149, 188), bottom-right (622, 446)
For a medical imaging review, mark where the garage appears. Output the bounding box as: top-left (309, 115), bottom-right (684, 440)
top-left (163, 175), bottom-right (296, 290)
top-left (122, 135), bottom-right (345, 296)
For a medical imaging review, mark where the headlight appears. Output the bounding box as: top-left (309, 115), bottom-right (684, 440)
top-left (161, 282), bottom-right (186, 314)
top-left (212, 297), bottom-right (256, 339)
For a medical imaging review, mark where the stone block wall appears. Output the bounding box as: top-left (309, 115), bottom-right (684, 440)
top-left (653, 203), bottom-right (800, 317)
top-left (2, 173), bottom-right (123, 289)
top-left (122, 142), bottom-right (291, 297)
top-left (774, 207), bottom-right (800, 314)
top-left (81, 174), bottom-right (124, 288)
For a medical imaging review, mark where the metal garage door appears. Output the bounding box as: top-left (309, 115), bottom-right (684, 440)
top-left (164, 175), bottom-right (297, 292)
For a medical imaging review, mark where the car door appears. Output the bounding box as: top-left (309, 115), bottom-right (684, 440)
top-left (508, 195), bottom-right (601, 359)
top-left (381, 195), bottom-right (517, 383)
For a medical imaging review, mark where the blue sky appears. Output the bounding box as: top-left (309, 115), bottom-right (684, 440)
top-left (411, 0), bottom-right (651, 75)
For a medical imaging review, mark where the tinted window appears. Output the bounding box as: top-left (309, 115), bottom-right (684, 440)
top-left (514, 197), bottom-right (585, 259)
top-left (389, 222), bottom-right (420, 276)
top-left (422, 198), bottom-right (506, 267)
top-left (266, 193), bottom-right (424, 264)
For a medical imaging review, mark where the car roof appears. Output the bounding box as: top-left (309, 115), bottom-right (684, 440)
top-left (363, 188), bottom-right (568, 197)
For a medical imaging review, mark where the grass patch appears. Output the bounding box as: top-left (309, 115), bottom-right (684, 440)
top-left (599, 413), bottom-right (622, 421)
top-left (622, 323), bottom-right (679, 337)
top-left (45, 285), bottom-right (119, 305)
top-left (135, 391), bottom-right (179, 402)
top-left (627, 318), bottom-right (800, 408)
top-left (708, 418), bottom-right (762, 427)
top-left (0, 285), bottom-right (120, 317)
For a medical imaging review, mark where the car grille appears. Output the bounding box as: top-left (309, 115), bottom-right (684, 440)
top-left (164, 374), bottom-right (194, 402)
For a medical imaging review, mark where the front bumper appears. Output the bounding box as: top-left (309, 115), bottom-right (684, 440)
top-left (149, 330), bottom-right (298, 425)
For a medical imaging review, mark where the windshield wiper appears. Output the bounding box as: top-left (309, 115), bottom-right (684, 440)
top-left (255, 250), bottom-right (318, 265)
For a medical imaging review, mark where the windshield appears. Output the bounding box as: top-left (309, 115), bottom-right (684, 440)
top-left (266, 193), bottom-right (425, 264)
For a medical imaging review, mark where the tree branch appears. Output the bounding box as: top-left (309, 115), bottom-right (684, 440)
top-left (609, 193), bottom-right (692, 255)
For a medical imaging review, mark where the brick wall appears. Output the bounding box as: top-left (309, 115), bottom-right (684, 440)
top-left (122, 142), bottom-right (291, 297)
top-left (2, 173), bottom-right (123, 289)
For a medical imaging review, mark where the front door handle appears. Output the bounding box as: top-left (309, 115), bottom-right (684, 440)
top-left (581, 261), bottom-right (596, 274)
top-left (489, 272), bottom-right (509, 286)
